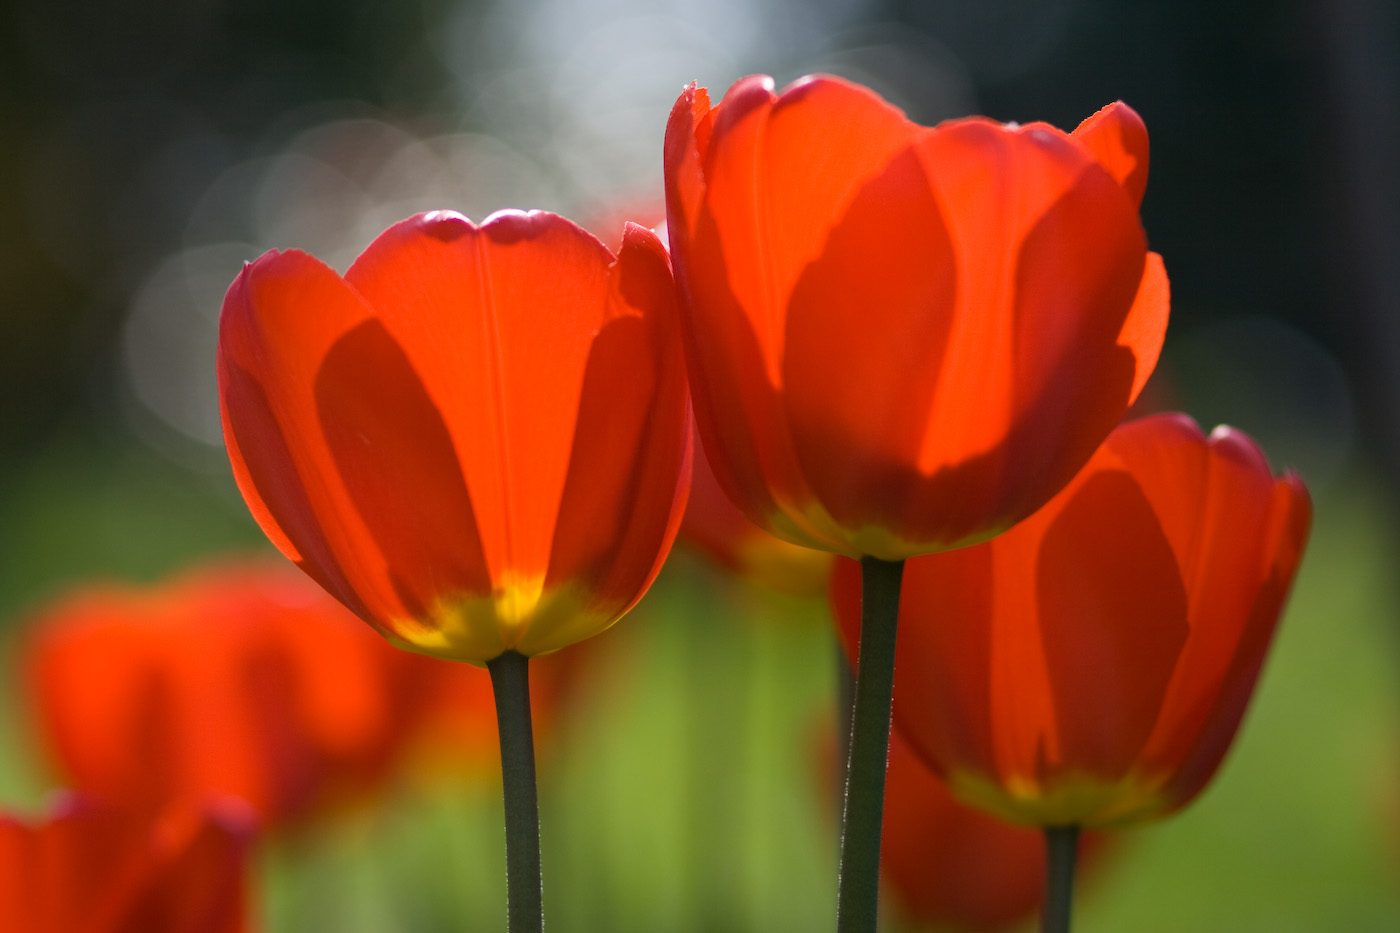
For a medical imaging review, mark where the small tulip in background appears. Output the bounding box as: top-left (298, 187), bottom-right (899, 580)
top-left (26, 561), bottom-right (440, 829)
top-left (833, 413), bottom-right (1311, 931)
top-left (217, 210), bottom-right (692, 931)
top-left (666, 73), bottom-right (1169, 931)
top-left (681, 424), bottom-right (832, 599)
top-left (0, 795), bottom-right (254, 933)
top-left (879, 731), bottom-right (1109, 933)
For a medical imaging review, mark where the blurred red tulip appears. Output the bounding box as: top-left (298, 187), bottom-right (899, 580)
top-left (882, 731), bottom-right (1109, 933)
top-left (681, 424), bottom-right (833, 598)
top-left (0, 795), bottom-right (253, 933)
top-left (665, 75), bottom-right (1169, 560)
top-left (218, 210), bottom-right (691, 663)
top-left (833, 413), bottom-right (1311, 827)
top-left (27, 562), bottom-right (442, 828)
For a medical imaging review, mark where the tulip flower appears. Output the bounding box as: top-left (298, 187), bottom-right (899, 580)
top-left (0, 795), bottom-right (253, 933)
top-left (26, 561), bottom-right (440, 829)
top-left (681, 425), bottom-right (832, 598)
top-left (665, 76), bottom-right (1167, 561)
top-left (833, 413), bottom-right (1311, 930)
top-left (218, 210), bottom-right (690, 665)
top-left (666, 74), bottom-right (1169, 931)
top-left (217, 210), bottom-right (690, 931)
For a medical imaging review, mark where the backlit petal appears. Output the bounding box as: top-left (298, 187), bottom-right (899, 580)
top-left (1071, 101), bottom-right (1150, 209)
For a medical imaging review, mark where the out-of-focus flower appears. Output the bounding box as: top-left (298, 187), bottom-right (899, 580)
top-left (832, 413), bottom-right (1312, 827)
top-left (26, 562), bottom-right (442, 828)
top-left (665, 75), bottom-right (1168, 560)
top-left (881, 731), bottom-right (1106, 933)
top-left (0, 794), bottom-right (253, 933)
top-left (681, 425), bottom-right (833, 598)
top-left (218, 210), bottom-right (691, 663)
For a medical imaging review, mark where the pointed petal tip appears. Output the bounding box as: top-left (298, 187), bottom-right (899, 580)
top-left (475, 209), bottom-right (611, 256)
top-left (773, 72), bottom-right (915, 124)
top-left (619, 220), bottom-right (667, 257)
top-left (1071, 101), bottom-right (1150, 207)
top-left (1206, 423), bottom-right (1276, 475)
top-left (1279, 469), bottom-right (1313, 518)
top-left (1157, 411), bottom-right (1204, 436)
top-left (1092, 100), bottom-right (1142, 123)
top-left (417, 209), bottom-right (475, 238)
top-left (720, 73), bottom-right (778, 110)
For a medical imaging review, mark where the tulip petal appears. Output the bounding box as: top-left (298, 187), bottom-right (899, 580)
top-left (530, 224), bottom-right (692, 655)
top-left (1122, 252), bottom-right (1170, 404)
top-left (1115, 421), bottom-right (1300, 795)
top-left (671, 77), bottom-right (920, 550)
top-left (314, 317), bottom-right (491, 621)
top-left (1035, 468), bottom-right (1190, 778)
top-left (344, 210), bottom-right (614, 593)
top-left (781, 144), bottom-right (957, 542)
top-left (699, 75), bottom-right (917, 384)
top-left (1071, 101), bottom-right (1150, 209)
top-left (1160, 472), bottom-right (1311, 808)
top-left (219, 251), bottom-right (396, 624)
top-left (785, 119), bottom-right (1145, 554)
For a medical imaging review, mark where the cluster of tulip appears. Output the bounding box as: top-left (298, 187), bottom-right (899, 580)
top-left (4, 562), bottom-right (576, 930)
top-left (2, 73), bottom-right (1310, 932)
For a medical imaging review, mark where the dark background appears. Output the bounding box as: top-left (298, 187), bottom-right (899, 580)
top-left (1, 0), bottom-right (1395, 473)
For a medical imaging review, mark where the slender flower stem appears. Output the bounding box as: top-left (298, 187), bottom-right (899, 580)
top-left (487, 650), bottom-right (543, 933)
top-left (1042, 825), bottom-right (1080, 933)
top-left (836, 556), bottom-right (905, 933)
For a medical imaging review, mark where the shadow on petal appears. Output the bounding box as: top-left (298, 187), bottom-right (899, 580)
top-left (1036, 469), bottom-right (1188, 780)
top-left (315, 319), bottom-right (491, 620)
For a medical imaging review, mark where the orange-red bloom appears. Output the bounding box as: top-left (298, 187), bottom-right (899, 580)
top-left (218, 211), bottom-right (692, 662)
top-left (832, 413), bottom-right (1311, 827)
top-left (0, 795), bottom-right (253, 933)
top-left (881, 731), bottom-right (1107, 933)
top-left (680, 425), bottom-right (832, 597)
top-left (665, 75), bottom-right (1169, 560)
top-left (27, 562), bottom-right (442, 828)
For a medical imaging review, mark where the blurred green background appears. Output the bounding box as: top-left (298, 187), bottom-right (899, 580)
top-left (1, 0), bottom-right (1398, 929)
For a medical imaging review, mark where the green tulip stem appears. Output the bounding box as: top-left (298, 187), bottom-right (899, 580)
top-left (1042, 825), bottom-right (1081, 933)
top-left (487, 650), bottom-right (543, 933)
top-left (836, 556), bottom-right (905, 933)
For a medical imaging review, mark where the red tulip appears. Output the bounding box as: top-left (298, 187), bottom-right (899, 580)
top-left (832, 413), bottom-right (1312, 826)
top-left (665, 75), bottom-right (1169, 560)
top-left (881, 731), bottom-right (1110, 933)
top-left (0, 795), bottom-right (253, 933)
top-left (26, 562), bottom-right (441, 828)
top-left (681, 424), bottom-right (832, 597)
top-left (218, 210), bottom-right (691, 663)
